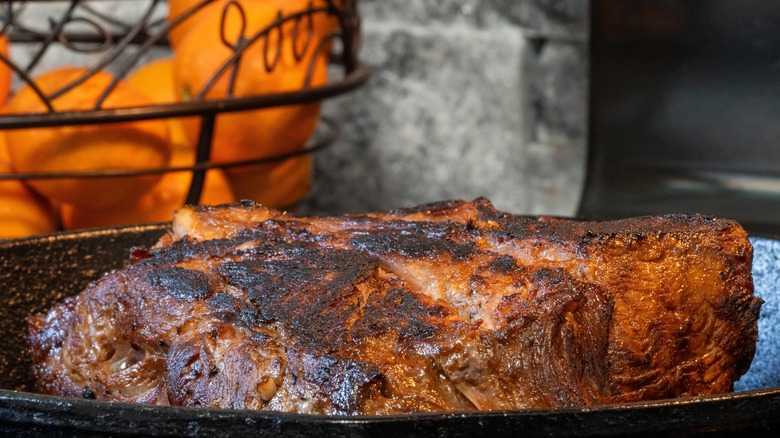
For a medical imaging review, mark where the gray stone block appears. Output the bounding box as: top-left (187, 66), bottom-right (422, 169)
top-left (527, 40), bottom-right (588, 144)
top-left (355, 0), bottom-right (524, 29)
top-left (355, 0), bottom-right (589, 35)
top-left (525, 140), bottom-right (586, 217)
top-left (300, 24), bottom-right (530, 215)
top-left (487, 0), bottom-right (589, 36)
top-left (357, 0), bottom-right (484, 27)
top-left (300, 2), bottom-right (590, 216)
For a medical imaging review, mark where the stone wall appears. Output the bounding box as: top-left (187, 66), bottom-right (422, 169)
top-left (301, 0), bottom-right (590, 216)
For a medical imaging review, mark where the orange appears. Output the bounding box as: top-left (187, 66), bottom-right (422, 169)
top-left (126, 58), bottom-right (198, 151)
top-left (0, 132), bottom-right (59, 239)
top-left (60, 146), bottom-right (236, 229)
top-left (167, 0), bottom-right (218, 50)
top-left (167, 0), bottom-right (339, 50)
top-left (0, 33), bottom-right (12, 107)
top-left (165, 142), bottom-right (238, 207)
top-left (172, 0), bottom-right (331, 175)
top-left (227, 154), bottom-right (312, 209)
top-left (4, 67), bottom-right (171, 208)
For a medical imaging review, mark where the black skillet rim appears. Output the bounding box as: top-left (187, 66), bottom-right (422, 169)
top-left (0, 224), bottom-right (778, 436)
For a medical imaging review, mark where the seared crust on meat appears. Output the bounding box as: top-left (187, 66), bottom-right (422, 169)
top-left (27, 198), bottom-right (761, 413)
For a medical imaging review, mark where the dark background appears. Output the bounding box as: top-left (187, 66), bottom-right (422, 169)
top-left (582, 0), bottom-right (780, 233)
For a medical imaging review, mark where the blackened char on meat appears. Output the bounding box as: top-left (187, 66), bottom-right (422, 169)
top-left (27, 198), bottom-right (762, 414)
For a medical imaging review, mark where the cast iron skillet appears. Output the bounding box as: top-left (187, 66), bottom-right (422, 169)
top-left (0, 225), bottom-right (778, 437)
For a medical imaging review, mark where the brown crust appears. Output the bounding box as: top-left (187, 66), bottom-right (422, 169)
top-left (27, 198), bottom-right (761, 414)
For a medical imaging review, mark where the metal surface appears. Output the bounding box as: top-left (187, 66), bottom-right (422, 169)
top-left (0, 225), bottom-right (778, 436)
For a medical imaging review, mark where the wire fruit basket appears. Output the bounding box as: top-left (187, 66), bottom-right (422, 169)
top-left (0, 0), bottom-right (368, 234)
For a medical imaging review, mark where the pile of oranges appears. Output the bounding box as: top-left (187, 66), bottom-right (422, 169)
top-left (0, 0), bottom-right (337, 239)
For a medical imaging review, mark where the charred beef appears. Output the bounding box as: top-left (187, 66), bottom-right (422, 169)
top-left (27, 198), bottom-right (762, 414)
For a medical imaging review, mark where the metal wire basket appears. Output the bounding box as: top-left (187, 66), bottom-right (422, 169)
top-left (0, 0), bottom-right (368, 207)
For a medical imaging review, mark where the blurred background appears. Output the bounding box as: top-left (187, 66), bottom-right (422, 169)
top-left (302, 0), bottom-right (589, 216)
top-left (3, 0), bottom-right (588, 239)
top-left (4, 0), bottom-right (779, 237)
top-left (307, 0), bottom-right (780, 236)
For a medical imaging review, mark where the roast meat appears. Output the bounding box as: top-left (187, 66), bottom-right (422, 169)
top-left (27, 199), bottom-right (762, 414)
